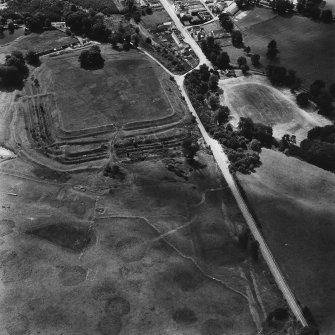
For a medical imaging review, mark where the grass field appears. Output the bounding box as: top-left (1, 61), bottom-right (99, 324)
top-left (1, 30), bottom-right (78, 57)
top-left (220, 76), bottom-right (330, 141)
top-left (141, 9), bottom-right (172, 30)
top-left (242, 14), bottom-right (335, 87)
top-left (234, 7), bottom-right (278, 30)
top-left (238, 149), bottom-right (335, 334)
top-left (35, 49), bottom-right (176, 132)
top-left (0, 150), bottom-right (285, 335)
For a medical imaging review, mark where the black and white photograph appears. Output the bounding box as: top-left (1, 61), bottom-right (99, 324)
top-left (0, 0), bottom-right (334, 334)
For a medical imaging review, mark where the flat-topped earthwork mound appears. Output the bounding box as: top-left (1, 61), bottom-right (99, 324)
top-left (34, 51), bottom-right (178, 133)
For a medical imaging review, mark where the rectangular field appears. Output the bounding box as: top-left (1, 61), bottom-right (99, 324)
top-left (39, 50), bottom-right (175, 131)
top-left (243, 14), bottom-right (335, 87)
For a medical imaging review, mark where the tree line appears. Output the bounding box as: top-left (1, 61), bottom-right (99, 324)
top-left (184, 65), bottom-right (275, 174)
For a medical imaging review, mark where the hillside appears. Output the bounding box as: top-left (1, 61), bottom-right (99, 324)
top-left (238, 149), bottom-right (335, 334)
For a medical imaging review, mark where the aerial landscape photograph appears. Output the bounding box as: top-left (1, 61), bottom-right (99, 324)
top-left (0, 0), bottom-right (334, 333)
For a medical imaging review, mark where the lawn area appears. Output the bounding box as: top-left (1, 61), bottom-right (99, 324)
top-left (35, 49), bottom-right (177, 132)
top-left (219, 76), bottom-right (330, 141)
top-left (242, 14), bottom-right (335, 87)
top-left (141, 9), bottom-right (172, 30)
top-left (238, 149), bottom-right (335, 335)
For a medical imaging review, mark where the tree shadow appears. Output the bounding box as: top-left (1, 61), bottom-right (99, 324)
top-left (81, 59), bottom-right (105, 70)
top-left (0, 80), bottom-right (25, 92)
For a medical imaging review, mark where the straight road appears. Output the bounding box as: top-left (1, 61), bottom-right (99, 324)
top-left (156, 0), bottom-right (308, 327)
top-left (159, 0), bottom-right (212, 67)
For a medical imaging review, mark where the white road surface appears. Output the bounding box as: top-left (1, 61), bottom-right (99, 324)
top-left (154, 0), bottom-right (309, 327)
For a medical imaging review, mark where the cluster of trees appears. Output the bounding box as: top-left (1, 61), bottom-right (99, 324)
top-left (297, 0), bottom-right (333, 22)
top-left (309, 79), bottom-right (334, 115)
top-left (185, 66), bottom-right (273, 173)
top-left (0, 0), bottom-right (64, 22)
top-left (0, 0), bottom-right (145, 41)
top-left (296, 80), bottom-right (334, 115)
top-left (0, 51), bottom-right (29, 87)
top-left (25, 50), bottom-right (40, 66)
top-left (79, 45), bottom-right (104, 69)
top-left (219, 13), bottom-right (234, 32)
top-left (286, 125), bottom-right (335, 172)
top-left (65, 10), bottom-right (111, 42)
top-left (218, 13), bottom-right (243, 46)
top-left (266, 65), bottom-right (301, 89)
top-left (237, 56), bottom-right (249, 74)
top-left (200, 36), bottom-right (230, 69)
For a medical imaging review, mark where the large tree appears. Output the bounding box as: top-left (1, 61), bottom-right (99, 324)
top-left (267, 39), bottom-right (279, 59)
top-left (251, 54), bottom-right (260, 66)
top-left (79, 45), bottom-right (104, 70)
top-left (231, 30), bottom-right (243, 47)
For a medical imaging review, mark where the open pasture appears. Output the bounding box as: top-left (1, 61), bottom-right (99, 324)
top-left (36, 49), bottom-right (176, 132)
top-left (238, 149), bottom-right (335, 334)
top-left (243, 14), bottom-right (335, 87)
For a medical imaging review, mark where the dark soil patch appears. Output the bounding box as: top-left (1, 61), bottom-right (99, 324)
top-left (6, 314), bottom-right (30, 335)
top-left (172, 308), bottom-right (197, 324)
top-left (115, 236), bottom-right (147, 262)
top-left (58, 265), bottom-right (87, 286)
top-left (173, 271), bottom-right (203, 291)
top-left (96, 316), bottom-right (122, 335)
top-left (200, 319), bottom-right (223, 335)
top-left (105, 296), bottom-right (130, 316)
top-left (32, 167), bottom-right (70, 183)
top-left (27, 223), bottom-right (95, 253)
top-left (0, 219), bottom-right (15, 237)
top-left (92, 280), bottom-right (117, 301)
